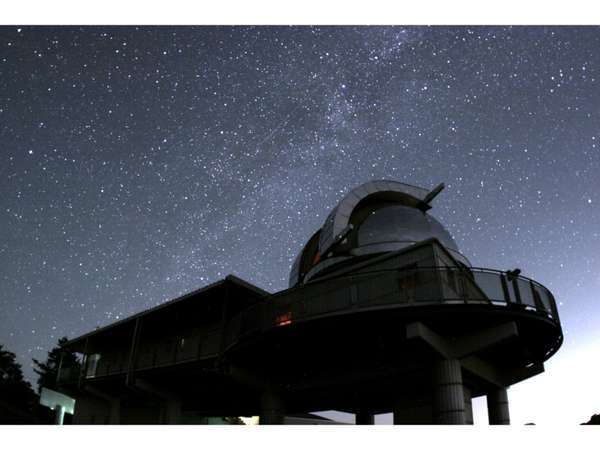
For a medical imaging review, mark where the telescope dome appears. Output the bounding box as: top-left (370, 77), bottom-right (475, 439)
top-left (355, 204), bottom-right (461, 256)
top-left (289, 180), bottom-right (470, 287)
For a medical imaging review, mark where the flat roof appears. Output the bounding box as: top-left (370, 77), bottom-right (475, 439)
top-left (62, 274), bottom-right (270, 350)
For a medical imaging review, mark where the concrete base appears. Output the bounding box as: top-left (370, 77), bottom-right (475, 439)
top-left (393, 400), bottom-right (433, 424)
top-left (432, 359), bottom-right (466, 424)
top-left (108, 399), bottom-right (121, 424)
top-left (259, 391), bottom-right (285, 425)
top-left (162, 399), bottom-right (181, 424)
top-left (487, 388), bottom-right (510, 425)
top-left (356, 411), bottom-right (375, 425)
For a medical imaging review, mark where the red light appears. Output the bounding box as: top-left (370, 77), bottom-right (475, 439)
top-left (275, 312), bottom-right (293, 327)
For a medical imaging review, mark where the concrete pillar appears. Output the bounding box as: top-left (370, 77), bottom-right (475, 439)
top-left (432, 359), bottom-right (466, 424)
top-left (108, 399), bottom-right (121, 424)
top-left (487, 388), bottom-right (510, 425)
top-left (54, 404), bottom-right (66, 425)
top-left (84, 386), bottom-right (121, 424)
top-left (164, 399), bottom-right (182, 424)
top-left (259, 391), bottom-right (285, 425)
top-left (393, 401), bottom-right (432, 424)
top-left (356, 411), bottom-right (375, 425)
top-left (463, 387), bottom-right (473, 425)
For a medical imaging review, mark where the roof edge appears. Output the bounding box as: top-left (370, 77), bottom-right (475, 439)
top-left (62, 275), bottom-right (269, 349)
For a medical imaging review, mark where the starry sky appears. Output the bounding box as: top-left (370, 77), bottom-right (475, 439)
top-left (1, 26), bottom-right (599, 424)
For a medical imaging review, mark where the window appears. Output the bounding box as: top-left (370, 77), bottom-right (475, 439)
top-left (86, 354), bottom-right (101, 378)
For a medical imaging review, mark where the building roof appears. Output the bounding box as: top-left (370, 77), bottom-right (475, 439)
top-left (62, 274), bottom-right (270, 351)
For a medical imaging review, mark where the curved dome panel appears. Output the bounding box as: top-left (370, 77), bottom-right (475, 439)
top-left (357, 205), bottom-right (459, 252)
top-left (318, 180), bottom-right (430, 256)
top-left (289, 179), bottom-right (469, 287)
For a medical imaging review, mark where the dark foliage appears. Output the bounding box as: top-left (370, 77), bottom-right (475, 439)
top-left (0, 344), bottom-right (38, 423)
top-left (32, 336), bottom-right (80, 394)
top-left (582, 414), bottom-right (600, 425)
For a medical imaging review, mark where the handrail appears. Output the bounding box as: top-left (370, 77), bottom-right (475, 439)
top-left (59, 266), bottom-right (561, 385)
top-left (224, 266), bottom-right (561, 351)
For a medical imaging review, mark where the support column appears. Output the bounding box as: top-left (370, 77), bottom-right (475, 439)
top-left (463, 387), bottom-right (473, 425)
top-left (133, 379), bottom-right (182, 424)
top-left (164, 399), bottom-right (182, 425)
top-left (487, 388), bottom-right (510, 425)
top-left (355, 411), bottom-right (375, 425)
top-left (108, 399), bottom-right (121, 424)
top-left (432, 359), bottom-right (466, 424)
top-left (54, 404), bottom-right (66, 425)
top-left (84, 386), bottom-right (121, 424)
top-left (393, 399), bottom-right (432, 424)
top-left (259, 391), bottom-right (285, 425)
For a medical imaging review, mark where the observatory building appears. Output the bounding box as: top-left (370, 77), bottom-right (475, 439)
top-left (56, 180), bottom-right (563, 424)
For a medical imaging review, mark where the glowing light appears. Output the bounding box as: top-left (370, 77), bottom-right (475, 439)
top-left (275, 311), bottom-right (292, 326)
top-left (240, 416), bottom-right (259, 425)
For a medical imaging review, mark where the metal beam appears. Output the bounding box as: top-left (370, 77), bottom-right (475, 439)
top-left (452, 322), bottom-right (519, 358)
top-left (406, 322), bottom-right (453, 358)
top-left (460, 356), bottom-right (505, 388)
top-left (228, 364), bottom-right (271, 391)
top-left (125, 317), bottom-right (141, 385)
top-left (505, 362), bottom-right (545, 386)
top-left (133, 379), bottom-right (179, 401)
top-left (423, 183), bottom-right (445, 204)
top-left (78, 337), bottom-right (89, 389)
top-left (55, 350), bottom-right (65, 386)
top-left (406, 321), bottom-right (519, 359)
top-left (461, 356), bottom-right (544, 388)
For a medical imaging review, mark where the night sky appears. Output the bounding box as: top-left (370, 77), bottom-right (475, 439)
top-left (1, 26), bottom-right (599, 424)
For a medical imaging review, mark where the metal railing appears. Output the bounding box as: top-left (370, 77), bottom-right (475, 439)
top-left (223, 266), bottom-right (560, 350)
top-left (58, 266), bottom-right (560, 385)
top-left (56, 364), bottom-right (80, 384)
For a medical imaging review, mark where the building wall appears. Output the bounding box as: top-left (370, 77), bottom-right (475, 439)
top-left (72, 395), bottom-right (112, 425)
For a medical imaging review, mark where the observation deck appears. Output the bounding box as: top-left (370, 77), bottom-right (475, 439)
top-left (56, 180), bottom-right (564, 425)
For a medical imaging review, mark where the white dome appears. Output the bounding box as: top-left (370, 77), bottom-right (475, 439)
top-left (357, 205), bottom-right (459, 252)
top-left (289, 180), bottom-right (469, 287)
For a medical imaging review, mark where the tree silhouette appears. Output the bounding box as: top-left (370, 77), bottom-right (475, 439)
top-left (32, 337), bottom-right (80, 393)
top-left (582, 414), bottom-right (600, 425)
top-left (0, 344), bottom-right (38, 422)
top-left (223, 416), bottom-right (245, 425)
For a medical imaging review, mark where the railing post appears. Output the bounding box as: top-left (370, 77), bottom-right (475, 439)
top-left (350, 278), bottom-right (358, 306)
top-left (500, 275), bottom-right (511, 304)
top-left (78, 337), bottom-right (89, 389)
top-left (512, 278), bottom-right (522, 304)
top-left (530, 281), bottom-right (544, 311)
top-left (56, 350), bottom-right (64, 385)
top-left (126, 317), bottom-right (141, 385)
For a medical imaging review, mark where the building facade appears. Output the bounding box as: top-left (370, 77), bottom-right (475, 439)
top-left (57, 180), bottom-right (563, 424)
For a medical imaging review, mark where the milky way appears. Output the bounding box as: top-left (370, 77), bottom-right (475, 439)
top-left (1, 27), bottom-right (599, 422)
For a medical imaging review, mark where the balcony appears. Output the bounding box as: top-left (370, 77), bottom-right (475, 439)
top-left (224, 266), bottom-right (560, 350)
